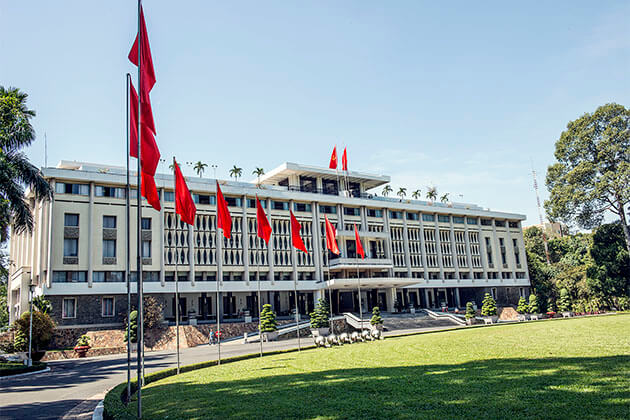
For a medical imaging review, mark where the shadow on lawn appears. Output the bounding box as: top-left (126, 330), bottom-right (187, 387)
top-left (138, 355), bottom-right (630, 420)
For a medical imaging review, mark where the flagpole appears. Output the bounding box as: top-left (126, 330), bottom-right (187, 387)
top-left (134, 1), bottom-right (144, 417)
top-left (356, 262), bottom-right (362, 334)
top-left (289, 217), bottom-right (301, 351)
top-left (255, 236), bottom-right (263, 357)
top-left (173, 165), bottom-right (180, 374)
top-left (324, 248), bottom-right (333, 332)
top-left (216, 230), bottom-right (222, 365)
top-left (125, 73), bottom-right (132, 403)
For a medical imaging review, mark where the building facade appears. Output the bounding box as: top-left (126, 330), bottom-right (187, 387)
top-left (7, 161), bottom-right (530, 327)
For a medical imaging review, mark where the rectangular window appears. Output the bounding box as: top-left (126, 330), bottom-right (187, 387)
top-left (164, 191), bottom-right (175, 202)
top-left (481, 219), bottom-right (492, 226)
top-left (64, 213), bottom-right (79, 226)
top-left (103, 240), bottom-right (116, 258)
top-left (93, 272), bottom-right (124, 283)
top-left (389, 211), bottom-right (402, 219)
top-left (64, 239), bottom-right (78, 257)
top-left (422, 214), bottom-right (435, 222)
top-left (367, 209), bottom-right (383, 218)
top-left (491, 288), bottom-right (497, 300)
top-left (103, 216), bottom-right (116, 229)
top-left (294, 202), bottom-right (312, 212)
top-left (102, 297), bottom-right (114, 317)
top-left (141, 217), bottom-right (151, 230)
top-left (509, 221), bottom-right (519, 228)
top-left (343, 207), bottom-right (360, 216)
top-left (452, 216), bottom-right (465, 224)
top-left (438, 215), bottom-right (450, 223)
top-left (95, 186), bottom-right (126, 198)
top-left (142, 240), bottom-right (151, 258)
top-left (247, 198), bottom-right (266, 208)
top-left (225, 197), bottom-right (242, 207)
top-left (271, 200), bottom-right (289, 210)
top-left (319, 205), bottom-right (337, 214)
top-left (406, 212), bottom-right (419, 221)
top-left (519, 287), bottom-right (525, 297)
top-left (62, 298), bottom-right (76, 319)
top-left (467, 217), bottom-right (478, 225)
top-left (495, 220), bottom-right (506, 227)
top-left (56, 182), bottom-right (89, 196)
top-left (193, 194), bottom-right (214, 205)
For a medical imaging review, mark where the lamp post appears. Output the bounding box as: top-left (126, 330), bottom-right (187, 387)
top-left (27, 281), bottom-right (35, 367)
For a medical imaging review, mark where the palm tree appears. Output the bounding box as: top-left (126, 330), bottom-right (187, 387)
top-left (193, 161), bottom-right (207, 178)
top-left (426, 186), bottom-right (437, 202)
top-left (0, 86), bottom-right (52, 239)
top-left (412, 189), bottom-right (421, 200)
top-left (252, 167), bottom-right (264, 188)
top-left (397, 187), bottom-right (407, 200)
top-left (229, 165), bottom-right (243, 181)
top-left (382, 185), bottom-right (393, 197)
top-left (440, 193), bottom-right (450, 203)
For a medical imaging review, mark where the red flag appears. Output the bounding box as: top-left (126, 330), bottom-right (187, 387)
top-left (329, 146), bottom-right (338, 169)
top-left (141, 171), bottom-right (160, 211)
top-left (129, 82), bottom-right (160, 176)
top-left (174, 159), bottom-right (196, 225)
top-left (324, 216), bottom-right (340, 255)
top-left (129, 79), bottom-right (155, 135)
top-left (342, 147), bottom-right (348, 171)
top-left (128, 6), bottom-right (156, 102)
top-left (354, 224), bottom-right (365, 259)
top-left (290, 211), bottom-right (308, 253)
top-left (256, 196), bottom-right (272, 244)
top-left (216, 182), bottom-right (232, 239)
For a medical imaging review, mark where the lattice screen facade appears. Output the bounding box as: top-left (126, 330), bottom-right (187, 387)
top-left (407, 227), bottom-right (423, 268)
top-left (423, 228), bottom-right (438, 268)
top-left (454, 230), bottom-right (468, 268)
top-left (246, 217), bottom-right (268, 266)
top-left (164, 212), bottom-right (191, 265)
top-left (468, 231), bottom-right (482, 268)
top-left (439, 229), bottom-right (453, 268)
top-left (390, 226), bottom-right (405, 267)
top-left (222, 216), bottom-right (243, 266)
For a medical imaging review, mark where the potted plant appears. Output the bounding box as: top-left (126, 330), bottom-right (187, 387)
top-left (557, 288), bottom-right (572, 317)
top-left (260, 304), bottom-right (278, 342)
top-left (74, 335), bottom-right (91, 358)
top-left (528, 294), bottom-right (542, 320)
top-left (516, 296), bottom-right (529, 321)
top-left (370, 306), bottom-right (384, 331)
top-left (124, 310), bottom-right (138, 351)
top-left (309, 299), bottom-right (330, 337)
top-left (465, 301), bottom-right (476, 325)
top-left (480, 293), bottom-right (498, 323)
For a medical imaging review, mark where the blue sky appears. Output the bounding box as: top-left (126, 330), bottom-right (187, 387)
top-left (1, 1), bottom-right (628, 226)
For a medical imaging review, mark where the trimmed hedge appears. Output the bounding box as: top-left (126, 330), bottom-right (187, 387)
top-left (103, 345), bottom-right (316, 420)
top-left (0, 361), bottom-right (47, 377)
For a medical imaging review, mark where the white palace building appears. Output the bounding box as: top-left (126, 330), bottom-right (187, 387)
top-left (7, 160), bottom-right (530, 327)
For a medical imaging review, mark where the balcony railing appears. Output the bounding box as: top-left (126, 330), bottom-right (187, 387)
top-left (328, 257), bottom-right (393, 269)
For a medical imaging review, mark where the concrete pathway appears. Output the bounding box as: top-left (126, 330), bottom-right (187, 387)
top-left (0, 325), bottom-right (461, 420)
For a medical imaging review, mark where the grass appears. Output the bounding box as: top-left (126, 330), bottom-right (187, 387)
top-left (130, 315), bottom-right (630, 419)
top-left (0, 361), bottom-right (47, 377)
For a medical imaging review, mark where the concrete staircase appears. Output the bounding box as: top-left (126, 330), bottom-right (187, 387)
top-left (381, 313), bottom-right (459, 331)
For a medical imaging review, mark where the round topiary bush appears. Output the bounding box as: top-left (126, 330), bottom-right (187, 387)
top-left (480, 293), bottom-right (497, 317)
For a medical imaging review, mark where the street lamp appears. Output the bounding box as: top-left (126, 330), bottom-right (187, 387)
top-left (27, 280), bottom-right (35, 367)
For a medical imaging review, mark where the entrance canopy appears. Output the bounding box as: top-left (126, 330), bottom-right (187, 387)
top-left (320, 277), bottom-right (420, 290)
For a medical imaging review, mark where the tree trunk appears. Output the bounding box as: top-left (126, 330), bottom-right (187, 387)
top-left (618, 203), bottom-right (630, 256)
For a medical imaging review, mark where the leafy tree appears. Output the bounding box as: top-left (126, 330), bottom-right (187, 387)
top-left (545, 103), bottom-right (630, 254)
top-left (516, 296), bottom-right (528, 314)
top-left (193, 161), bottom-right (207, 178)
top-left (528, 294), bottom-right (540, 314)
top-left (411, 189), bottom-right (421, 200)
top-left (557, 288), bottom-right (572, 312)
top-left (309, 298), bottom-right (330, 328)
top-left (397, 187), bottom-right (407, 200)
top-left (465, 301), bottom-right (476, 320)
top-left (440, 193), bottom-right (450, 203)
top-left (426, 186), bottom-right (437, 202)
top-left (381, 185), bottom-right (392, 197)
top-left (480, 293), bottom-right (497, 316)
top-left (229, 165), bottom-right (243, 181)
top-left (252, 167), bottom-right (265, 187)
top-left (588, 222), bottom-right (630, 301)
top-left (0, 86), bottom-right (53, 237)
top-left (13, 311), bottom-right (55, 352)
top-left (143, 295), bottom-right (164, 329)
top-left (370, 306), bottom-right (383, 325)
top-left (260, 304), bottom-right (277, 332)
top-left (32, 295), bottom-right (52, 314)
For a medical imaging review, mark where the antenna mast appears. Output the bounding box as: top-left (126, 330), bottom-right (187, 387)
top-left (532, 166), bottom-right (551, 265)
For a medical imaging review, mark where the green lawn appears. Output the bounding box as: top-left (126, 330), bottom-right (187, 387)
top-left (0, 361), bottom-right (46, 377)
top-left (133, 315), bottom-right (630, 419)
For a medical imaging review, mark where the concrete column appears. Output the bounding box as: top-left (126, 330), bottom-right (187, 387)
top-left (266, 198), bottom-right (274, 283)
top-left (337, 204), bottom-right (346, 256)
top-left (434, 214), bottom-right (445, 279)
top-left (462, 220), bottom-right (474, 278)
top-left (455, 287), bottom-right (461, 307)
top-left (46, 180), bottom-right (55, 288)
top-left (241, 195), bottom-right (249, 284)
top-left (448, 219), bottom-right (459, 278)
top-left (159, 188), bottom-right (165, 285)
top-left (383, 208), bottom-right (394, 276)
top-left (386, 288), bottom-right (395, 312)
top-left (311, 201), bottom-right (323, 282)
top-left (492, 221), bottom-right (503, 280)
top-left (479, 225), bottom-right (490, 280)
top-left (87, 182), bottom-right (94, 287)
top-left (418, 213), bottom-right (429, 281)
top-left (360, 206), bottom-right (367, 231)
top-left (424, 288), bottom-right (430, 308)
top-left (401, 211), bottom-right (412, 277)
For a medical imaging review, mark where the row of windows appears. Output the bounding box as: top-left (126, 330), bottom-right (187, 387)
top-left (63, 238), bottom-right (151, 258)
top-left (63, 214), bottom-right (151, 230)
top-left (61, 297), bottom-right (114, 319)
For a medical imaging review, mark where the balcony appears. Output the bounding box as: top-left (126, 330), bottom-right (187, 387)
top-left (328, 257), bottom-right (393, 270)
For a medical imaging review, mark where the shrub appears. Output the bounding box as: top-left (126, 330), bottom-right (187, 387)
top-left (557, 288), bottom-right (571, 312)
top-left (32, 296), bottom-right (52, 314)
top-left (465, 302), bottom-right (476, 320)
top-left (143, 295), bottom-right (164, 329)
top-left (617, 296), bottom-right (629, 311)
top-left (516, 296), bottom-right (528, 314)
top-left (547, 297), bottom-right (556, 313)
top-left (76, 334), bottom-right (90, 347)
top-left (309, 299), bottom-right (330, 328)
top-left (259, 304), bottom-right (277, 332)
top-left (124, 310), bottom-right (138, 343)
top-left (12, 311), bottom-right (55, 352)
top-left (480, 293), bottom-right (497, 316)
top-left (528, 294), bottom-right (540, 314)
top-left (370, 306), bottom-right (383, 325)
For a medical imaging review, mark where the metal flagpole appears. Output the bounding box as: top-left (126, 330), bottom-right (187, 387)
top-left (125, 73), bottom-right (132, 402)
top-left (324, 249), bottom-right (333, 332)
top-left (135, 1), bottom-right (144, 417)
top-left (216, 230), bottom-right (222, 365)
top-left (289, 216), bottom-right (301, 351)
top-left (255, 236), bottom-right (263, 357)
top-left (174, 212), bottom-right (180, 374)
top-left (356, 263), bottom-right (363, 334)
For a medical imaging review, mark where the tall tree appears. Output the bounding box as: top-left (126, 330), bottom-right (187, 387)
top-left (440, 193), bottom-right (450, 203)
top-left (411, 189), bottom-right (421, 199)
top-left (426, 186), bottom-right (437, 202)
top-left (252, 167), bottom-right (264, 187)
top-left (229, 165), bottom-right (242, 181)
top-left (193, 161), bottom-right (207, 178)
top-left (545, 103), bottom-right (630, 254)
top-left (382, 185), bottom-right (392, 197)
top-left (397, 187), bottom-right (407, 200)
top-left (0, 86), bottom-right (52, 237)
